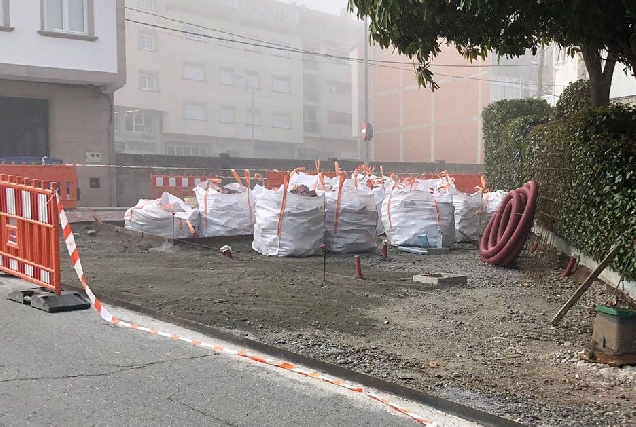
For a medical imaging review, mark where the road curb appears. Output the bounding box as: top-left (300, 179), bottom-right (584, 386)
top-left (61, 281), bottom-right (524, 427)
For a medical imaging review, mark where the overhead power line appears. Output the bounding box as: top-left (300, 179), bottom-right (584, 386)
top-left (126, 17), bottom-right (563, 89)
top-left (125, 6), bottom-right (537, 69)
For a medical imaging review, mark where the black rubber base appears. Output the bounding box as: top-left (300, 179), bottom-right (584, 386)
top-left (8, 289), bottom-right (91, 313)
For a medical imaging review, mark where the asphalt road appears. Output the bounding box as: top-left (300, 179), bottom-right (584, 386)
top-left (0, 276), bottom-right (477, 427)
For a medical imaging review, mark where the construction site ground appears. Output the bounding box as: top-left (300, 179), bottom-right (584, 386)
top-left (60, 225), bottom-right (636, 427)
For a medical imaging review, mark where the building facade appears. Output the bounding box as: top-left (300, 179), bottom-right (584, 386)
top-left (0, 0), bottom-right (126, 206)
top-left (552, 45), bottom-right (636, 103)
top-left (357, 45), bottom-right (490, 164)
top-left (115, 0), bottom-right (361, 160)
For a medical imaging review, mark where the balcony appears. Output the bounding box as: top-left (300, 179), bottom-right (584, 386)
top-left (303, 89), bottom-right (320, 103)
top-left (304, 121), bottom-right (320, 134)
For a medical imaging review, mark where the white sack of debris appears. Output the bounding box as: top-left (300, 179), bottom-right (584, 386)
top-left (381, 189), bottom-right (456, 247)
top-left (124, 192), bottom-right (200, 239)
top-left (483, 190), bottom-right (508, 225)
top-left (194, 182), bottom-right (255, 237)
top-left (322, 178), bottom-right (378, 253)
top-left (252, 187), bottom-right (325, 257)
top-left (451, 190), bottom-right (485, 243)
top-left (288, 171), bottom-right (322, 190)
top-left (353, 173), bottom-right (395, 235)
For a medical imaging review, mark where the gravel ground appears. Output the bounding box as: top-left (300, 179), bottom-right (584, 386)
top-left (61, 227), bottom-right (636, 426)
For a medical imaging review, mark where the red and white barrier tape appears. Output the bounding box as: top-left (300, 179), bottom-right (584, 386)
top-left (56, 193), bottom-right (435, 426)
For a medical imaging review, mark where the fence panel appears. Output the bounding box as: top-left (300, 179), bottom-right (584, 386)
top-left (0, 164), bottom-right (78, 209)
top-left (0, 175), bottom-right (61, 294)
top-left (150, 175), bottom-right (216, 200)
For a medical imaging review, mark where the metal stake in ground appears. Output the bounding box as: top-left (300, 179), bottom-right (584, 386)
top-left (354, 255), bottom-right (363, 279)
top-left (171, 212), bottom-right (175, 245)
top-left (551, 243), bottom-right (621, 326)
top-left (322, 243), bottom-right (327, 283)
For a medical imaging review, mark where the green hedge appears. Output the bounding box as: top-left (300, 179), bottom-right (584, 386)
top-left (482, 99), bottom-right (552, 190)
top-left (514, 105), bottom-right (636, 279)
top-left (554, 79), bottom-right (592, 119)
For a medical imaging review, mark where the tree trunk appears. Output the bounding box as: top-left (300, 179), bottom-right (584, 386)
top-left (581, 45), bottom-right (617, 107)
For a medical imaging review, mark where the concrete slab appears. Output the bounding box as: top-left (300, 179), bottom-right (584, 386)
top-left (413, 273), bottom-right (468, 287)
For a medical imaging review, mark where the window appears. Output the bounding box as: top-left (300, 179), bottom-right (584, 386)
top-left (273, 4), bottom-right (285, 20)
top-left (166, 145), bottom-right (209, 157)
top-left (44, 0), bottom-right (89, 34)
top-left (138, 31), bottom-right (157, 51)
top-left (303, 105), bottom-right (317, 123)
top-left (220, 68), bottom-right (234, 85)
top-left (220, 106), bottom-right (235, 124)
top-left (183, 62), bottom-right (206, 81)
top-left (182, 24), bottom-right (205, 41)
top-left (303, 106), bottom-right (319, 133)
top-left (556, 49), bottom-right (567, 65)
top-left (184, 102), bottom-right (207, 121)
top-left (273, 112), bottom-right (292, 129)
top-left (247, 109), bottom-right (261, 126)
top-left (327, 111), bottom-right (352, 126)
top-left (246, 72), bottom-right (260, 89)
top-left (125, 109), bottom-right (154, 134)
top-left (272, 77), bottom-right (290, 94)
top-left (113, 110), bottom-right (120, 132)
top-left (138, 0), bottom-right (156, 11)
top-left (327, 80), bottom-right (352, 96)
top-left (139, 72), bottom-right (158, 91)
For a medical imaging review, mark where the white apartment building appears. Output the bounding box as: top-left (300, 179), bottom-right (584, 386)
top-left (553, 46), bottom-right (636, 104)
top-left (115, 0), bottom-right (361, 160)
top-left (0, 0), bottom-right (126, 206)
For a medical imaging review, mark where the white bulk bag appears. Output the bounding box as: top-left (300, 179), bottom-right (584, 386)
top-left (125, 192), bottom-right (200, 239)
top-left (194, 183), bottom-right (255, 237)
top-left (452, 190), bottom-right (485, 242)
top-left (323, 179), bottom-right (377, 253)
top-left (485, 190), bottom-right (508, 215)
top-left (288, 171), bottom-right (321, 190)
top-left (252, 187), bottom-right (325, 257)
top-left (381, 189), bottom-right (455, 247)
top-left (354, 174), bottom-right (394, 235)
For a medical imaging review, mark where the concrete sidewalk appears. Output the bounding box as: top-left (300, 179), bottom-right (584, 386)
top-left (0, 276), bottom-right (476, 427)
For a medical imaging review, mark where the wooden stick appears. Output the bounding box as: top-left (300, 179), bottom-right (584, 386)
top-left (551, 243), bottom-right (621, 326)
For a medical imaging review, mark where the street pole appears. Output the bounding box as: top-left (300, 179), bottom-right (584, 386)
top-left (251, 88), bottom-right (255, 155)
top-left (363, 16), bottom-right (369, 166)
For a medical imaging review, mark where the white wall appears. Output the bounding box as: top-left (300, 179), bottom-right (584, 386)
top-left (610, 67), bottom-right (636, 99)
top-left (0, 1), bottom-right (118, 73)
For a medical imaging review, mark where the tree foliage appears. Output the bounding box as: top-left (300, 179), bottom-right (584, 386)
top-left (348, 0), bottom-right (636, 104)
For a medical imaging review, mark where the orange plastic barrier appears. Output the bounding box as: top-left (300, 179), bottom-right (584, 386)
top-left (265, 169), bottom-right (338, 190)
top-left (150, 175), bottom-right (218, 200)
top-left (420, 173), bottom-right (484, 194)
top-left (0, 174), bottom-right (61, 294)
top-left (0, 164), bottom-right (78, 209)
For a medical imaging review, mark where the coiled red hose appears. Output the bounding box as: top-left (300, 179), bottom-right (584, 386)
top-left (480, 181), bottom-right (538, 267)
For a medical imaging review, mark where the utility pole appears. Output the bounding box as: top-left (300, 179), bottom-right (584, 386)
top-left (251, 88), bottom-right (255, 154)
top-left (363, 15), bottom-right (369, 165)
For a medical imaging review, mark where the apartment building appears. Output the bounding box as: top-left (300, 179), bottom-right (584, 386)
top-left (357, 45), bottom-right (490, 164)
top-left (0, 0), bottom-right (126, 206)
top-left (552, 46), bottom-right (636, 104)
top-left (115, 0), bottom-right (361, 160)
